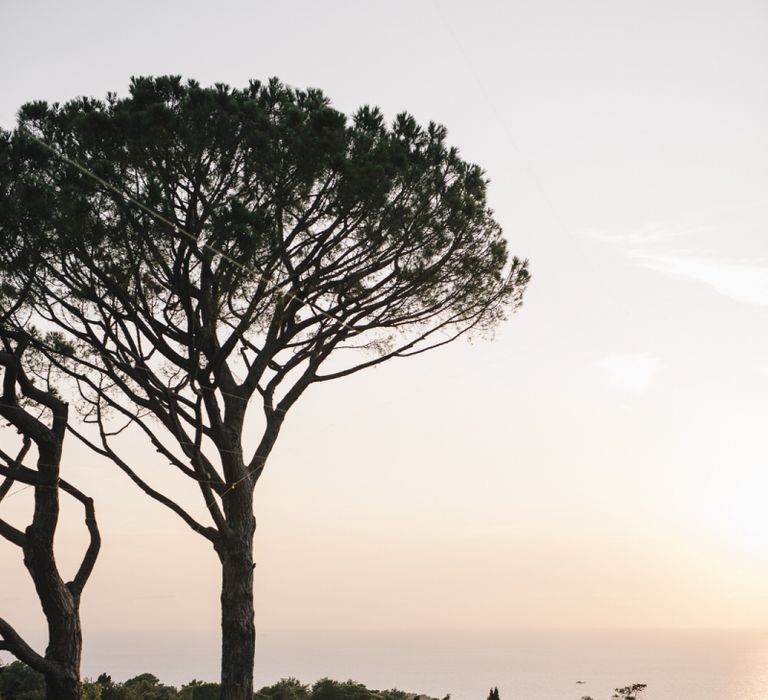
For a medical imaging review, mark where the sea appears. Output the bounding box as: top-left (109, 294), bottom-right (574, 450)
top-left (78, 628), bottom-right (768, 700)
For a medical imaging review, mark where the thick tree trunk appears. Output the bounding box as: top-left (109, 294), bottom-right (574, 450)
top-left (218, 488), bottom-right (256, 700)
top-left (44, 669), bottom-right (81, 700)
top-left (42, 603), bottom-right (82, 700)
top-left (39, 611), bottom-right (83, 700)
top-left (24, 443), bottom-right (83, 700)
top-left (0, 341), bottom-right (97, 700)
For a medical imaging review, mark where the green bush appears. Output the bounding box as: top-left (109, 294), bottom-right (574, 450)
top-left (0, 661), bottom-right (45, 700)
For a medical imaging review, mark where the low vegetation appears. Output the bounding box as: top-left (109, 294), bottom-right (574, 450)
top-left (0, 666), bottom-right (415, 700)
top-left (0, 662), bottom-right (646, 700)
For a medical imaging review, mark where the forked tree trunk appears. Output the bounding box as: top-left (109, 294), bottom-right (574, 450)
top-left (23, 443), bottom-right (84, 700)
top-left (24, 442), bottom-right (83, 700)
top-left (0, 333), bottom-right (99, 700)
top-left (217, 483), bottom-right (257, 700)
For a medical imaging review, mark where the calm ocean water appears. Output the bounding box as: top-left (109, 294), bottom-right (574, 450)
top-left (74, 628), bottom-right (768, 699)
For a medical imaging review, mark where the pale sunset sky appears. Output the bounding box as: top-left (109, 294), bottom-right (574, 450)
top-left (1, 0), bottom-right (767, 684)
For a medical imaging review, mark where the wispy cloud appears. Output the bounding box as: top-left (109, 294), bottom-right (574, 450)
top-left (629, 252), bottom-right (768, 307)
top-left (600, 354), bottom-right (660, 393)
top-left (587, 223), bottom-right (768, 308)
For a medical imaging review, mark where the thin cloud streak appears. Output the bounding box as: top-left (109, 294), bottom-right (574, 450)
top-left (630, 251), bottom-right (768, 307)
top-left (588, 223), bottom-right (768, 308)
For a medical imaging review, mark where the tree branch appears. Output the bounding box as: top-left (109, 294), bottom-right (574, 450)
top-left (0, 617), bottom-right (52, 674)
top-left (0, 517), bottom-right (25, 547)
top-left (67, 422), bottom-right (220, 543)
top-left (58, 478), bottom-right (100, 599)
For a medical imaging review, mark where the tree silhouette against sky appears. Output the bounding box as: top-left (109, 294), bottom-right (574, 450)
top-left (0, 133), bottom-right (101, 698)
top-left (3, 76), bottom-right (529, 699)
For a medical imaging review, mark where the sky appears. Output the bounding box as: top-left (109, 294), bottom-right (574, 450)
top-left (1, 0), bottom-right (768, 685)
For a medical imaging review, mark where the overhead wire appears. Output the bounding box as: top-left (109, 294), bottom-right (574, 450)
top-left (3, 130), bottom-right (355, 503)
top-left (5, 56), bottom-right (557, 509)
top-left (23, 131), bottom-right (357, 335)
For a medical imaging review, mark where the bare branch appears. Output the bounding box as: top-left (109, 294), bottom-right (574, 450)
top-left (67, 421), bottom-right (220, 543)
top-left (0, 617), bottom-right (52, 674)
top-left (57, 478), bottom-right (101, 599)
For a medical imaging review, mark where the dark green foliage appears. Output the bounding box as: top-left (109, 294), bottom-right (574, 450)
top-left (6, 76), bottom-right (528, 378)
top-left (611, 684), bottom-right (646, 700)
top-left (0, 662), bottom-right (107, 700)
top-left (303, 679), bottom-right (412, 700)
top-left (0, 75), bottom-right (529, 560)
top-left (253, 679), bottom-right (419, 700)
top-left (178, 680), bottom-right (221, 700)
top-left (0, 670), bottom-right (430, 700)
top-left (119, 673), bottom-right (178, 700)
top-left (33, 670), bottom-right (192, 700)
top-left (255, 678), bottom-right (310, 700)
top-left (582, 682), bottom-right (647, 700)
top-left (311, 679), bottom-right (377, 700)
top-left (0, 661), bottom-right (45, 699)
top-left (1, 76), bottom-right (528, 700)
top-left (487, 687), bottom-right (500, 700)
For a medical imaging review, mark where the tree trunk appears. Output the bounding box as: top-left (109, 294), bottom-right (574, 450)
top-left (44, 669), bottom-right (81, 700)
top-left (42, 604), bottom-right (82, 700)
top-left (218, 490), bottom-right (256, 700)
top-left (24, 442), bottom-right (83, 700)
